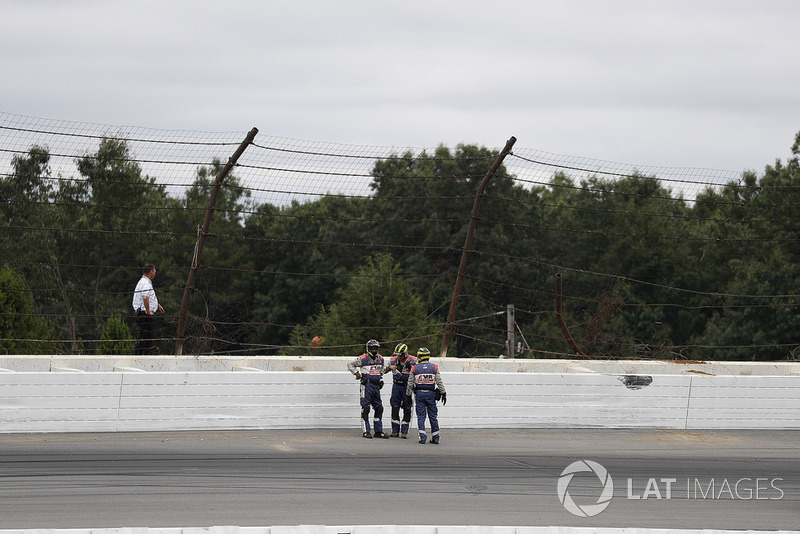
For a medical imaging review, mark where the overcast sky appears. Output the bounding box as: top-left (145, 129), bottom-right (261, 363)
top-left (2, 0), bottom-right (798, 174)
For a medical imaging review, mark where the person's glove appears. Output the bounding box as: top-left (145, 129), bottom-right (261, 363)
top-left (441, 392), bottom-right (447, 405)
top-left (379, 380), bottom-right (384, 390)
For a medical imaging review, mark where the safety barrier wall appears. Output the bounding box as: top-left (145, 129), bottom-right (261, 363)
top-left (2, 370), bottom-right (800, 433)
top-left (3, 355), bottom-right (800, 374)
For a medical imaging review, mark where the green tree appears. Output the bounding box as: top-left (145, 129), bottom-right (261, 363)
top-left (526, 170), bottom-right (703, 358)
top-left (369, 144), bottom-right (532, 356)
top-left (686, 131), bottom-right (800, 360)
top-left (0, 146), bottom-right (67, 349)
top-left (97, 316), bottom-right (134, 355)
top-left (244, 195), bottom-right (374, 350)
top-left (72, 138), bottom-right (175, 353)
top-left (0, 264), bottom-right (52, 354)
top-left (581, 173), bottom-right (692, 357)
top-left (288, 253), bottom-right (440, 356)
top-left (0, 146), bottom-right (55, 285)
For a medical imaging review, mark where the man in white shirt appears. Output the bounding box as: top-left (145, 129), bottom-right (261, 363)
top-left (132, 264), bottom-right (164, 354)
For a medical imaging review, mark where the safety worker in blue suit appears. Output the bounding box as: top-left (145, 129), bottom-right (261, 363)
top-left (347, 339), bottom-right (390, 439)
top-left (385, 342), bottom-right (417, 438)
top-left (406, 347), bottom-right (447, 444)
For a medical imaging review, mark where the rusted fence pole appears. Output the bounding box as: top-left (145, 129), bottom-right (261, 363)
top-left (175, 127), bottom-right (259, 355)
top-left (439, 136), bottom-right (516, 358)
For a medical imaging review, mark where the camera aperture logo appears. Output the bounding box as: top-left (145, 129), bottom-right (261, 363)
top-left (557, 459), bottom-right (785, 518)
top-left (557, 460), bottom-right (614, 517)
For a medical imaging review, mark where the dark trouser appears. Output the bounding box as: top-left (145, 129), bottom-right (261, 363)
top-left (134, 311), bottom-right (156, 355)
top-left (415, 389), bottom-right (439, 443)
top-left (390, 383), bottom-right (412, 434)
top-left (359, 381), bottom-right (384, 434)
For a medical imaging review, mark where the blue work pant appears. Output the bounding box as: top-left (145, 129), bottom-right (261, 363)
top-left (414, 390), bottom-right (439, 442)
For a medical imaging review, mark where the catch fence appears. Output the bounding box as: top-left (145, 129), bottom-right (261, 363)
top-left (1, 111), bottom-right (796, 360)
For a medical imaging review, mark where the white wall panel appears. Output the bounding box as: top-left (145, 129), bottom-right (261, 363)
top-left (113, 372), bottom-right (693, 431)
top-left (117, 371), bottom-right (355, 431)
top-left (440, 373), bottom-right (691, 429)
top-left (1, 371), bottom-right (800, 433)
top-left (686, 375), bottom-right (800, 429)
top-left (0, 372), bottom-right (122, 433)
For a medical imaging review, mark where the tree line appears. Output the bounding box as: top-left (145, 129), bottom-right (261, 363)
top-left (1, 132), bottom-right (799, 360)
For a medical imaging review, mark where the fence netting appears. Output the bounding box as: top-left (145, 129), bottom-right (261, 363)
top-left (2, 111), bottom-right (798, 360)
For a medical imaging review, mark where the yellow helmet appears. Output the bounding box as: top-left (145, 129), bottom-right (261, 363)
top-left (393, 343), bottom-right (408, 356)
top-left (417, 347), bottom-right (431, 361)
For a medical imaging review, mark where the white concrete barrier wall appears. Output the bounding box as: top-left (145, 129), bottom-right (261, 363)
top-left (3, 355), bottom-right (800, 375)
top-left (2, 371), bottom-right (800, 433)
top-left (0, 372), bottom-right (122, 433)
top-left (687, 375), bottom-right (800, 429)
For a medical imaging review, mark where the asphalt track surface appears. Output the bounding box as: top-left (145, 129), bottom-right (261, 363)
top-left (0, 428), bottom-right (797, 531)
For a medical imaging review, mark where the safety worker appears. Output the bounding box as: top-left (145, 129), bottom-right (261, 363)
top-left (347, 339), bottom-right (390, 439)
top-left (385, 342), bottom-right (417, 438)
top-left (406, 347), bottom-right (447, 444)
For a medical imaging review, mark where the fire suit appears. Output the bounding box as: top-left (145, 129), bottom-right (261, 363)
top-left (347, 352), bottom-right (387, 434)
top-left (406, 361), bottom-right (446, 444)
top-left (385, 353), bottom-right (418, 436)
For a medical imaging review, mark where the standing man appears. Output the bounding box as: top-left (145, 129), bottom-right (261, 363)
top-left (386, 342), bottom-right (417, 438)
top-left (406, 347), bottom-right (447, 444)
top-left (132, 263), bottom-right (164, 355)
top-left (347, 339), bottom-right (390, 439)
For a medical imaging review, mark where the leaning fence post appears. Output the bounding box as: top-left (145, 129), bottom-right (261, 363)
top-left (175, 127), bottom-right (259, 355)
top-left (439, 136), bottom-right (516, 358)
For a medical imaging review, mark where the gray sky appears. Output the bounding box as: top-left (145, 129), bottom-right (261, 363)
top-left (2, 0), bottom-right (798, 174)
